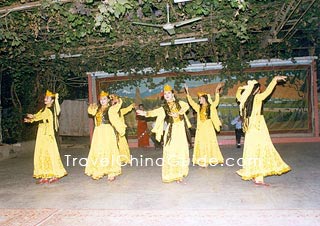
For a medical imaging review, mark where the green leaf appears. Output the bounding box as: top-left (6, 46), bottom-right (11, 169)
top-left (53, 45), bottom-right (60, 51)
top-left (11, 39), bottom-right (21, 47)
top-left (98, 4), bottom-right (108, 13)
top-left (118, 0), bottom-right (129, 4)
top-left (95, 14), bottom-right (104, 23)
top-left (108, 0), bottom-right (116, 6)
top-left (67, 14), bottom-right (76, 22)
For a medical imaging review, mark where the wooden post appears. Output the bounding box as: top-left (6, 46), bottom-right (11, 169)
top-left (0, 73), bottom-right (2, 143)
top-left (312, 60), bottom-right (319, 137)
top-left (87, 72), bottom-right (96, 142)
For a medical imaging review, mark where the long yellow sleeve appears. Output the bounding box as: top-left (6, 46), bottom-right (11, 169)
top-left (113, 98), bottom-right (123, 112)
top-left (236, 87), bottom-right (243, 102)
top-left (179, 101), bottom-right (192, 129)
top-left (186, 95), bottom-right (200, 113)
top-left (210, 92), bottom-right (221, 131)
top-left (211, 93), bottom-right (220, 107)
top-left (145, 107), bottom-right (163, 118)
top-left (88, 105), bottom-right (98, 116)
top-left (31, 109), bottom-right (49, 122)
top-left (146, 107), bottom-right (166, 142)
top-left (210, 104), bottom-right (222, 132)
top-left (109, 100), bottom-right (126, 137)
top-left (257, 78), bottom-right (278, 100)
top-left (179, 100), bottom-right (190, 114)
top-left (120, 104), bottom-right (134, 116)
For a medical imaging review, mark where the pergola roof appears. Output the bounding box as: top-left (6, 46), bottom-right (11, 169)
top-left (0, 0), bottom-right (319, 73)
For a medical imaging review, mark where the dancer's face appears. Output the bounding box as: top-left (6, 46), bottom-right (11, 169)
top-left (44, 96), bottom-right (54, 107)
top-left (164, 90), bottom-right (174, 102)
top-left (253, 86), bottom-right (261, 95)
top-left (139, 105), bottom-right (144, 110)
top-left (111, 98), bottom-right (118, 105)
top-left (199, 96), bottom-right (206, 104)
top-left (100, 96), bottom-right (109, 106)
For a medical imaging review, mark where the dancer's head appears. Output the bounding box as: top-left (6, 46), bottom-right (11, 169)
top-left (163, 84), bottom-right (175, 102)
top-left (238, 80), bottom-right (261, 121)
top-left (44, 90), bottom-right (61, 131)
top-left (109, 94), bottom-right (119, 105)
top-left (138, 104), bottom-right (144, 110)
top-left (197, 92), bottom-right (209, 105)
top-left (99, 91), bottom-right (109, 106)
top-left (44, 90), bottom-right (56, 107)
top-left (237, 80), bottom-right (259, 113)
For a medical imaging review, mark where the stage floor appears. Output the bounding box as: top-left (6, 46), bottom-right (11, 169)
top-left (0, 141), bottom-right (319, 225)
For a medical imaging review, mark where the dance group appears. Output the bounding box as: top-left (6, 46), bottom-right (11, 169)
top-left (24, 75), bottom-right (291, 185)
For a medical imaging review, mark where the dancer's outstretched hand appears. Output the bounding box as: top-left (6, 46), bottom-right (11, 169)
top-left (216, 83), bottom-right (224, 93)
top-left (136, 110), bottom-right (146, 116)
top-left (275, 75), bottom-right (287, 82)
top-left (184, 84), bottom-right (189, 94)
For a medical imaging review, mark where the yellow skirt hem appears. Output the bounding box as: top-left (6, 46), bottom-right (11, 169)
top-left (162, 175), bottom-right (188, 183)
top-left (33, 173), bottom-right (67, 179)
top-left (237, 166), bottom-right (291, 181)
top-left (193, 160), bottom-right (224, 167)
top-left (85, 172), bottom-right (121, 180)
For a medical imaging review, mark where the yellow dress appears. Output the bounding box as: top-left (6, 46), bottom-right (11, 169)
top-left (236, 79), bottom-right (291, 180)
top-left (118, 104), bottom-right (134, 164)
top-left (187, 93), bottom-right (224, 167)
top-left (85, 101), bottom-right (126, 179)
top-left (146, 101), bottom-right (191, 182)
top-left (31, 107), bottom-right (67, 179)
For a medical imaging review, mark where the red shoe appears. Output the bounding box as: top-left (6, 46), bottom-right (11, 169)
top-left (36, 178), bottom-right (49, 184)
top-left (48, 178), bottom-right (59, 184)
top-left (107, 177), bottom-right (116, 182)
top-left (253, 181), bottom-right (270, 186)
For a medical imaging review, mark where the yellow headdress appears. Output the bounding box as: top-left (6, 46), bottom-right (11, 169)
top-left (197, 92), bottom-right (207, 97)
top-left (163, 84), bottom-right (173, 92)
top-left (45, 90), bottom-right (60, 132)
top-left (238, 80), bottom-right (258, 116)
top-left (99, 91), bottom-right (109, 99)
top-left (45, 90), bottom-right (55, 97)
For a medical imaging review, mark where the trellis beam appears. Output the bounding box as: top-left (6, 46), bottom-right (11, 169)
top-left (0, 0), bottom-right (74, 15)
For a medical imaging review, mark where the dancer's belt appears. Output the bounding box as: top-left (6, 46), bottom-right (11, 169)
top-left (39, 119), bottom-right (49, 124)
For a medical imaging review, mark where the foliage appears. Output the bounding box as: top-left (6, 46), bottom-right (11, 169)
top-left (2, 108), bottom-right (23, 143)
top-left (0, 0), bottom-right (318, 141)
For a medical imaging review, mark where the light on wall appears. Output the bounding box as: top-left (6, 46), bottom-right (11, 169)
top-left (174, 0), bottom-right (191, 3)
top-left (40, 53), bottom-right (82, 60)
top-left (160, 37), bottom-right (208, 46)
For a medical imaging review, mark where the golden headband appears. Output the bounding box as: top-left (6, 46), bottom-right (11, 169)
top-left (197, 92), bottom-right (207, 97)
top-left (45, 90), bottom-right (55, 97)
top-left (99, 91), bottom-right (109, 98)
top-left (163, 84), bottom-right (173, 92)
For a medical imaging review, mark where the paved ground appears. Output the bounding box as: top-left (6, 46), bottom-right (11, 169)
top-left (0, 140), bottom-right (319, 225)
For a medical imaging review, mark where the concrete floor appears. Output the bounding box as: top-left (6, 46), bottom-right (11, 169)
top-left (0, 140), bottom-right (320, 225)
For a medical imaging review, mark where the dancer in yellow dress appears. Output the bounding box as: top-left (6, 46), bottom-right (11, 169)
top-left (137, 84), bottom-right (191, 183)
top-left (184, 83), bottom-right (224, 167)
top-left (236, 76), bottom-right (291, 185)
top-left (85, 91), bottom-right (126, 181)
top-left (110, 94), bottom-right (135, 165)
top-left (24, 90), bottom-right (67, 184)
